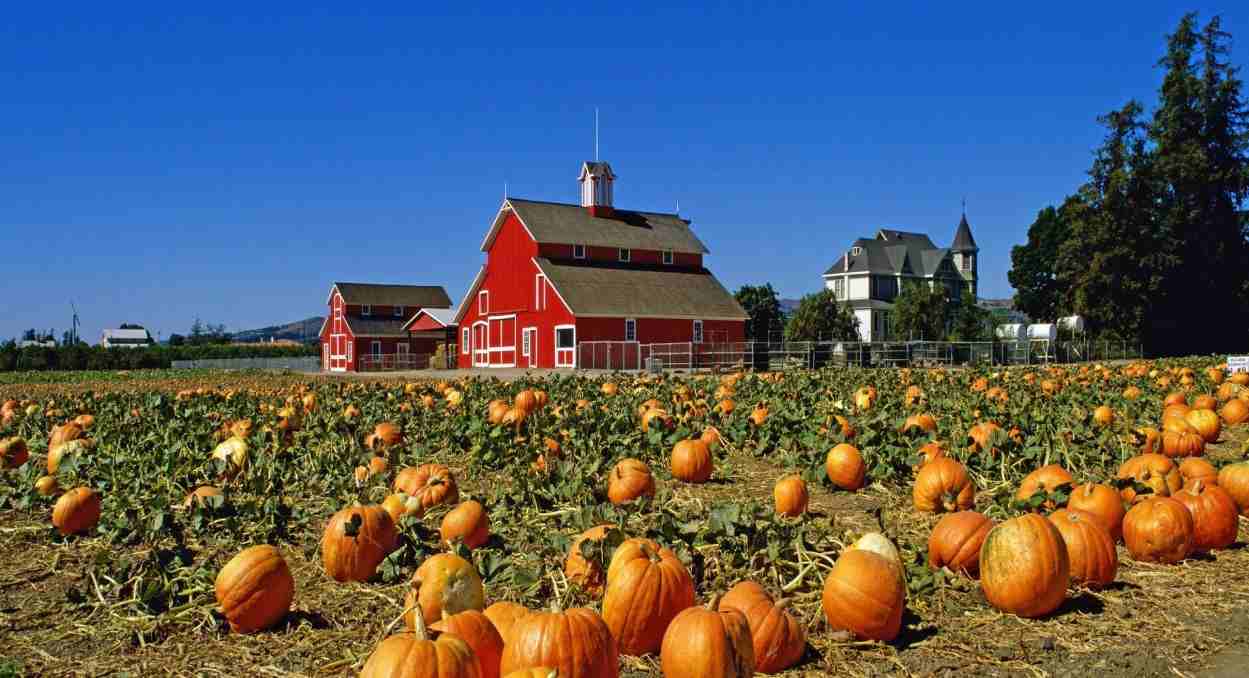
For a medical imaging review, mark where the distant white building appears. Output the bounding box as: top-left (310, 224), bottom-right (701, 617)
top-left (17, 339), bottom-right (56, 349)
top-left (101, 328), bottom-right (153, 348)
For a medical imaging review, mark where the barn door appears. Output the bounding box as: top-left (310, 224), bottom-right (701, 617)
top-left (523, 328), bottom-right (537, 369)
top-left (489, 316), bottom-right (516, 367)
top-left (472, 322), bottom-right (488, 367)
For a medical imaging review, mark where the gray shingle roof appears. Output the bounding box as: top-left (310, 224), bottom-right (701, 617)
top-left (534, 258), bottom-right (747, 320)
top-left (824, 227), bottom-right (961, 277)
top-left (502, 199), bottom-right (709, 254)
top-left (343, 317), bottom-right (411, 338)
top-left (951, 214), bottom-right (978, 251)
top-left (334, 283), bottom-right (451, 309)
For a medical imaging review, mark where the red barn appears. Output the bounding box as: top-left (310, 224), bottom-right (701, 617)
top-left (454, 161), bottom-right (747, 368)
top-left (320, 282), bottom-right (452, 372)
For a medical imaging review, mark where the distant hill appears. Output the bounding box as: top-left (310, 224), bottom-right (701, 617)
top-left (779, 298), bottom-right (801, 314)
top-left (232, 317), bottom-right (323, 344)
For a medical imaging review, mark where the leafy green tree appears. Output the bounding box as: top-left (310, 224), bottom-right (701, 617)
top-left (784, 290), bottom-right (859, 342)
top-left (1008, 202), bottom-right (1076, 322)
top-left (734, 284), bottom-right (782, 341)
top-left (891, 281), bottom-right (948, 340)
top-left (948, 290), bottom-right (993, 341)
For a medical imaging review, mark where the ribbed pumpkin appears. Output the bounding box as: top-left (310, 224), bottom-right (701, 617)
top-left (1122, 497), bottom-right (1194, 564)
top-left (607, 458), bottom-right (655, 505)
top-left (821, 547), bottom-right (905, 641)
top-left (979, 514), bottom-right (1069, 618)
top-left (912, 457), bottom-right (976, 513)
top-left (1221, 398), bottom-right (1249, 425)
top-left (901, 413), bottom-right (937, 435)
top-left (967, 422), bottom-right (1004, 454)
top-left (499, 606), bottom-right (619, 678)
top-left (927, 511), bottom-right (993, 576)
top-left (0, 437), bottom-right (28, 469)
top-left (432, 610), bottom-right (505, 678)
top-left (321, 504), bottom-right (398, 582)
top-left (441, 500), bottom-right (491, 549)
top-left (773, 475), bottom-right (809, 517)
top-left (365, 422), bottom-right (403, 450)
top-left (393, 464), bottom-right (460, 511)
top-left (660, 597), bottom-right (754, 678)
top-left (916, 440), bottom-right (947, 467)
top-left (1047, 509), bottom-right (1117, 589)
top-left (1015, 464), bottom-right (1074, 509)
top-left (1172, 481), bottom-right (1238, 552)
top-left (671, 439), bottom-right (714, 483)
top-left (717, 581), bottom-right (804, 673)
top-left (51, 486), bottom-right (101, 536)
top-left (361, 609), bottom-right (482, 678)
top-left (215, 545), bottom-right (294, 633)
top-left (564, 524), bottom-right (614, 596)
top-left (825, 443), bottom-right (866, 491)
top-left (602, 538), bottom-right (696, 656)
top-left (48, 421), bottom-right (84, 449)
top-left (1117, 454), bottom-right (1183, 503)
top-left (503, 669), bottom-right (557, 678)
top-left (1192, 394), bottom-right (1219, 411)
top-left (1066, 483), bottom-right (1126, 541)
top-left (1160, 429), bottom-right (1205, 458)
top-left (484, 601), bottom-right (531, 643)
top-left (1217, 462), bottom-right (1249, 515)
top-left (1178, 458), bottom-right (1219, 489)
top-left (407, 553), bottom-right (486, 625)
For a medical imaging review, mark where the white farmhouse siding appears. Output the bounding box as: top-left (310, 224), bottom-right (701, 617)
top-left (854, 309), bottom-right (872, 341)
top-left (101, 328), bottom-right (153, 348)
top-left (847, 276), bottom-right (870, 300)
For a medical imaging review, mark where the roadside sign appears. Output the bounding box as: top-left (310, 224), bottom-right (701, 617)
top-left (1229, 356), bottom-right (1249, 373)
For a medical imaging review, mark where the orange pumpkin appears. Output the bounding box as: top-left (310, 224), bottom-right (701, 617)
top-left (441, 500), bottom-right (491, 549)
top-left (0, 437), bottom-right (28, 469)
top-left (901, 413), bottom-right (937, 435)
top-left (564, 525), bottom-right (614, 596)
top-left (979, 514), bottom-right (1069, 618)
top-left (1066, 483), bottom-right (1126, 541)
top-left (321, 504), bottom-right (398, 582)
top-left (825, 443), bottom-right (866, 491)
top-left (602, 538), bottom-right (696, 656)
top-left (718, 581), bottom-right (805, 673)
top-left (382, 492), bottom-right (423, 525)
top-left (1092, 405), bottom-right (1115, 427)
top-left (916, 440), bottom-right (947, 467)
top-left (407, 553), bottom-right (486, 625)
top-left (51, 486), bottom-right (101, 536)
top-left (671, 439), bottom-right (713, 483)
top-left (1172, 480), bottom-right (1239, 552)
top-left (361, 609), bottom-right (481, 678)
top-left (1015, 464), bottom-right (1074, 509)
top-left (1221, 398), bottom-right (1249, 425)
top-left (499, 606), bottom-right (618, 678)
top-left (1163, 392), bottom-right (1188, 408)
top-left (365, 422), bottom-right (403, 450)
top-left (1160, 429), bottom-right (1205, 458)
top-left (1117, 454), bottom-right (1183, 503)
top-left (607, 458), bottom-right (655, 505)
top-left (514, 390), bottom-right (539, 416)
top-left (215, 545), bottom-right (294, 633)
top-left (913, 457), bottom-right (976, 513)
top-left (1047, 509), bottom-right (1117, 589)
top-left (1192, 394), bottom-right (1219, 411)
top-left (1217, 462), bottom-right (1249, 515)
top-left (967, 422), bottom-right (1004, 454)
top-left (1178, 458), bottom-right (1219, 489)
top-left (1122, 497), bottom-right (1194, 563)
top-left (432, 610), bottom-right (505, 678)
top-left (773, 475), bottom-right (809, 517)
top-left (660, 597), bottom-right (754, 678)
top-left (927, 511), bottom-right (993, 576)
top-left (821, 548), bottom-right (905, 641)
top-left (484, 601), bottom-right (531, 643)
top-left (394, 464), bottom-right (460, 511)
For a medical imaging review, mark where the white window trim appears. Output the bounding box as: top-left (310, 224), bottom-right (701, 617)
top-left (478, 290), bottom-right (488, 314)
top-left (396, 342), bottom-right (409, 354)
top-left (371, 340), bottom-right (381, 356)
top-left (662, 249), bottom-right (673, 265)
top-left (618, 248), bottom-right (630, 263)
top-left (625, 318), bottom-right (637, 342)
top-left (554, 324), bottom-right (576, 368)
top-left (851, 246), bottom-right (862, 256)
top-left (535, 274), bottom-right (547, 311)
top-left (573, 244), bottom-right (586, 259)
top-left (693, 320), bottom-right (704, 344)
top-left (347, 341), bottom-right (353, 360)
top-left (461, 327), bottom-right (470, 354)
top-left (362, 304), bottom-right (372, 316)
top-left (394, 305), bottom-right (404, 317)
top-left (522, 327), bottom-right (532, 357)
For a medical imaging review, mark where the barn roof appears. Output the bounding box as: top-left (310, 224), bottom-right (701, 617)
top-left (401, 307), bottom-right (457, 331)
top-left (331, 282), bottom-right (451, 309)
top-left (482, 199), bottom-right (709, 254)
top-left (533, 258), bottom-right (748, 321)
top-left (342, 317), bottom-right (411, 338)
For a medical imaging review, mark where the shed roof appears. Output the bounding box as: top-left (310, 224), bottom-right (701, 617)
top-left (533, 258), bottom-right (747, 321)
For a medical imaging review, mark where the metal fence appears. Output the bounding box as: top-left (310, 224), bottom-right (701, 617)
top-left (171, 356), bottom-right (321, 372)
top-left (357, 353), bottom-right (433, 372)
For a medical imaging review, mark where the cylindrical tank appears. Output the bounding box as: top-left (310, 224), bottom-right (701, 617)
top-left (1027, 324), bottom-right (1057, 342)
top-left (995, 323), bottom-right (1026, 340)
top-left (1058, 315), bottom-right (1085, 333)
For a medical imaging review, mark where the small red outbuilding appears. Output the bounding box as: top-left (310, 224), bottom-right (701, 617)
top-left (319, 282), bottom-right (451, 372)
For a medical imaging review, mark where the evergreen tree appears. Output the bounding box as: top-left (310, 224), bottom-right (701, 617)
top-left (784, 290), bottom-right (859, 342)
top-left (1008, 201), bottom-right (1076, 322)
top-left (890, 281), bottom-right (948, 340)
top-left (734, 284), bottom-right (782, 341)
top-left (949, 289), bottom-right (992, 341)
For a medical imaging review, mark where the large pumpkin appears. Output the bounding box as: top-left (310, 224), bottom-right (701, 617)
top-left (1015, 464), bottom-right (1074, 508)
top-left (607, 458), bottom-right (655, 505)
top-left (51, 486), bottom-right (102, 536)
top-left (1122, 497), bottom-right (1194, 564)
top-left (1221, 398), bottom-right (1249, 425)
top-left (564, 524), bottom-right (614, 596)
top-left (821, 547), bottom-right (905, 641)
top-left (484, 601), bottom-right (532, 643)
top-left (718, 581), bottom-right (804, 674)
top-left (394, 464), bottom-right (460, 511)
top-left (361, 609), bottom-right (482, 678)
top-left (1172, 480), bottom-right (1238, 552)
top-left (1047, 509), bottom-right (1117, 589)
top-left (365, 422), bottom-right (403, 450)
top-left (1160, 429), bottom-right (1205, 458)
top-left (1179, 458), bottom-right (1219, 488)
top-left (1066, 483), bottom-right (1126, 541)
top-left (773, 475), bottom-right (809, 517)
top-left (322, 504), bottom-right (398, 582)
top-left (1185, 408), bottom-right (1222, 443)
top-left (979, 514), bottom-right (1069, 618)
top-left (432, 610), bottom-right (505, 678)
top-left (825, 443), bottom-right (866, 491)
top-left (407, 553), bottom-right (486, 625)
top-left (1217, 462), bottom-right (1249, 515)
top-left (215, 545), bottom-right (294, 633)
top-left (660, 597), bottom-right (754, 678)
top-left (913, 457), bottom-right (976, 513)
top-left (500, 606), bottom-right (619, 678)
top-left (441, 500), bottom-right (491, 549)
top-left (1117, 454), bottom-right (1182, 503)
top-left (602, 538), bottom-right (696, 656)
top-left (671, 439), bottom-right (714, 483)
top-left (927, 511), bottom-right (993, 576)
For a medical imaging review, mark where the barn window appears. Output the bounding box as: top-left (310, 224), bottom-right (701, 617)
top-left (693, 320), bottom-right (704, 344)
top-left (618, 248), bottom-right (630, 262)
top-left (522, 328), bottom-right (531, 356)
top-left (461, 328), bottom-right (469, 354)
top-left (534, 274), bottom-right (546, 310)
top-left (663, 249), bottom-right (673, 265)
top-left (347, 341), bottom-right (352, 361)
top-left (362, 304), bottom-right (372, 316)
top-left (478, 291), bottom-right (488, 314)
top-left (394, 305), bottom-right (404, 318)
top-left (573, 244), bottom-right (586, 259)
top-left (625, 319), bottom-right (637, 342)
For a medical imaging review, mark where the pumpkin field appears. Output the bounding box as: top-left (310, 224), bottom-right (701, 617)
top-left (3, 362), bottom-right (1249, 677)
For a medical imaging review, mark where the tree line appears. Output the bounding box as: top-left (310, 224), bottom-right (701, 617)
top-left (0, 342), bottom-right (317, 372)
top-left (1009, 13), bottom-right (1249, 356)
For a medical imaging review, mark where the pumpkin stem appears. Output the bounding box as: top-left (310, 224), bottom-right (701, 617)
top-left (549, 600), bottom-right (562, 614)
top-left (774, 597), bottom-right (791, 611)
top-left (1191, 479), bottom-right (1204, 494)
top-left (707, 592), bottom-right (723, 610)
top-left (410, 603), bottom-right (429, 640)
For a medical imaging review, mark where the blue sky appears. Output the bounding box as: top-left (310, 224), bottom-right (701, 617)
top-left (4, 3), bottom-right (1247, 343)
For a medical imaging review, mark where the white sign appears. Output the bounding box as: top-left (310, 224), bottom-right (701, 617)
top-left (1229, 356), bottom-right (1249, 373)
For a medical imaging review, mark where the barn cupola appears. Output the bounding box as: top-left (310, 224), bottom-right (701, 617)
top-left (579, 161), bottom-right (615, 218)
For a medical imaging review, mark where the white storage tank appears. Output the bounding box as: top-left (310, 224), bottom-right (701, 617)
top-left (996, 323), bottom-right (1026, 340)
top-left (1027, 323), bottom-right (1057, 342)
top-left (1058, 315), bottom-right (1085, 333)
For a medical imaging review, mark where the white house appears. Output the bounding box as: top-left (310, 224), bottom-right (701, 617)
top-left (101, 328), bottom-right (154, 348)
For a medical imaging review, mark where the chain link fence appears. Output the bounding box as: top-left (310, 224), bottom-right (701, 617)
top-left (171, 357), bottom-right (322, 372)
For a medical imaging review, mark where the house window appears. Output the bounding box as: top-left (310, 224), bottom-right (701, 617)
top-left (618, 248), bottom-right (630, 262)
top-left (362, 304), bottom-right (372, 316)
top-left (394, 305), bottom-right (404, 318)
top-left (961, 254), bottom-right (973, 272)
top-left (663, 249), bottom-right (674, 265)
top-left (371, 340), bottom-right (381, 357)
top-left (478, 290), bottom-right (488, 314)
top-left (625, 318), bottom-right (637, 342)
top-left (851, 246), bottom-right (863, 256)
top-left (833, 278), bottom-right (845, 300)
top-left (534, 274), bottom-right (546, 310)
top-left (522, 328), bottom-right (532, 356)
top-left (461, 328), bottom-right (470, 354)
top-left (693, 320), bottom-right (704, 344)
top-left (573, 244), bottom-right (586, 259)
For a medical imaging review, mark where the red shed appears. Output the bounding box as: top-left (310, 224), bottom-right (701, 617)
top-left (453, 161), bottom-right (747, 368)
top-left (320, 282), bottom-right (452, 372)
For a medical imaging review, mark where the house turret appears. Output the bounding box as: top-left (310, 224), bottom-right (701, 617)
top-left (950, 212), bottom-right (979, 297)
